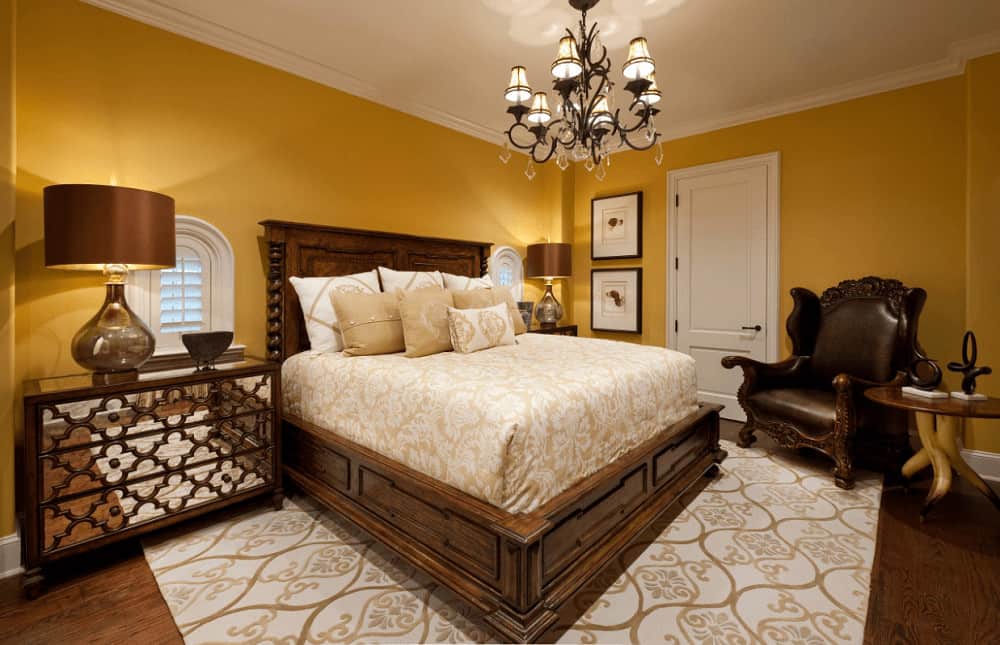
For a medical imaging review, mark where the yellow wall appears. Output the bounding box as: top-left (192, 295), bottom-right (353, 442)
top-left (3, 0), bottom-right (1000, 540)
top-left (5, 0), bottom-right (562, 533)
top-left (965, 53), bottom-right (1000, 452)
top-left (569, 70), bottom-right (1000, 450)
top-left (572, 78), bottom-right (968, 368)
top-left (1, 0), bottom-right (15, 538)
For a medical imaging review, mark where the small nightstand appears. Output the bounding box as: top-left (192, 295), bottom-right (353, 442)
top-left (528, 324), bottom-right (578, 336)
top-left (21, 358), bottom-right (282, 596)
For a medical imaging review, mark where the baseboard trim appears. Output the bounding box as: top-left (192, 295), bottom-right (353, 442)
top-left (961, 448), bottom-right (1000, 482)
top-left (0, 530), bottom-right (22, 579)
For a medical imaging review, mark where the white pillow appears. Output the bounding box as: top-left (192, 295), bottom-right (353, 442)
top-left (290, 270), bottom-right (380, 352)
top-left (447, 303), bottom-right (516, 354)
top-left (442, 272), bottom-right (494, 291)
top-left (378, 266), bottom-right (444, 292)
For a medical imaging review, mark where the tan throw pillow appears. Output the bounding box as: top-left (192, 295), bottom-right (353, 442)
top-left (447, 303), bottom-right (515, 354)
top-left (398, 287), bottom-right (455, 357)
top-left (377, 266), bottom-right (444, 293)
top-left (452, 286), bottom-right (527, 335)
top-left (330, 291), bottom-right (405, 356)
top-left (289, 271), bottom-right (381, 352)
top-left (442, 272), bottom-right (493, 291)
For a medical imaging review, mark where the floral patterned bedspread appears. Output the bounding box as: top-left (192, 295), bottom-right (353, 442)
top-left (282, 334), bottom-right (698, 514)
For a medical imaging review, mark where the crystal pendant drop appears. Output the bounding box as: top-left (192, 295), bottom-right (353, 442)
top-left (595, 163), bottom-right (607, 182)
top-left (556, 152), bottom-right (570, 171)
top-left (654, 141), bottom-right (664, 166)
top-left (525, 159), bottom-right (536, 181)
top-left (499, 141), bottom-right (512, 164)
top-left (584, 157), bottom-right (595, 172)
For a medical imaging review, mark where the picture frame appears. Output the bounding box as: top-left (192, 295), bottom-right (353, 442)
top-left (591, 191), bottom-right (642, 260)
top-left (516, 301), bottom-right (534, 330)
top-left (591, 268), bottom-right (642, 333)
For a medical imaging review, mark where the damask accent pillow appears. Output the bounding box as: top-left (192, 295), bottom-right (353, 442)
top-left (452, 286), bottom-right (527, 335)
top-left (447, 303), bottom-right (515, 354)
top-left (330, 291), bottom-right (405, 356)
top-left (289, 270), bottom-right (381, 352)
top-left (398, 287), bottom-right (455, 357)
top-left (377, 266), bottom-right (444, 293)
top-left (442, 272), bottom-right (493, 291)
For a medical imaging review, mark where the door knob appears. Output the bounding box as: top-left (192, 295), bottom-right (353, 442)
top-left (741, 325), bottom-right (762, 332)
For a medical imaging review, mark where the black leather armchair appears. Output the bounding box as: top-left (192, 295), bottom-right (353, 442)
top-left (722, 277), bottom-right (926, 489)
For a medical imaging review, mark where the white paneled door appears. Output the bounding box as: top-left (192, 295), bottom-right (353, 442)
top-left (669, 154), bottom-right (780, 421)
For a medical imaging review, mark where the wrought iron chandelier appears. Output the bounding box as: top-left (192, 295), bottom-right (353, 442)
top-left (499, 0), bottom-right (663, 181)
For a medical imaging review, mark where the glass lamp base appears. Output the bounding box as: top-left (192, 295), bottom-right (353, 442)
top-left (534, 282), bottom-right (564, 326)
top-left (71, 282), bottom-right (156, 374)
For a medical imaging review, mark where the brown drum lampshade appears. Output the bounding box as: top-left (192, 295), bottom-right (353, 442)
top-left (44, 184), bottom-right (176, 270)
top-left (526, 242), bottom-right (572, 279)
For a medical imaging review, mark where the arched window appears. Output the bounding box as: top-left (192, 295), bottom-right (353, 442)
top-left (128, 215), bottom-right (235, 357)
top-left (489, 246), bottom-right (524, 301)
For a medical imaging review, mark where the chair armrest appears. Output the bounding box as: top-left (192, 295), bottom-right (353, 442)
top-left (721, 355), bottom-right (810, 393)
top-left (832, 371), bottom-right (907, 393)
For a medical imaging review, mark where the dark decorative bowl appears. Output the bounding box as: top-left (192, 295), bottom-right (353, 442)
top-left (182, 331), bottom-right (234, 371)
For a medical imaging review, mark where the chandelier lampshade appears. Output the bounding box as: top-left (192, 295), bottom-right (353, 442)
top-left (499, 0), bottom-right (663, 181)
top-left (639, 72), bottom-right (661, 105)
top-left (527, 92), bottom-right (552, 124)
top-left (622, 37), bottom-right (655, 80)
top-left (551, 35), bottom-right (583, 80)
top-left (504, 66), bottom-right (532, 103)
top-left (589, 95), bottom-right (613, 129)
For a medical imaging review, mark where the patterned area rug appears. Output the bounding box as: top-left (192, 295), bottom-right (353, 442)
top-left (143, 440), bottom-right (881, 644)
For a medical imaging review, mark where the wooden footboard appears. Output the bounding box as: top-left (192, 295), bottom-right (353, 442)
top-left (282, 403), bottom-right (725, 643)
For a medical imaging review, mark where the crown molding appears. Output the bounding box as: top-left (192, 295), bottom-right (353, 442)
top-left (81, 0), bottom-right (500, 144)
top-left (83, 1), bottom-right (1000, 149)
top-left (660, 29), bottom-right (1000, 142)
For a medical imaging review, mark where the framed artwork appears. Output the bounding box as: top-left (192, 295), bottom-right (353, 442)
top-left (591, 191), bottom-right (642, 260)
top-left (591, 268), bottom-right (642, 333)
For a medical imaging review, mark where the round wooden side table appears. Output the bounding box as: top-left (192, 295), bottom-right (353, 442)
top-left (865, 387), bottom-right (1000, 519)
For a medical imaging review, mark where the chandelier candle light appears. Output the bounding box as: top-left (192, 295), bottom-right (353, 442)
top-left (500, 0), bottom-right (663, 181)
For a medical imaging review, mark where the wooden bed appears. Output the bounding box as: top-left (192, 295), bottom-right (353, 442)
top-left (261, 219), bottom-right (725, 643)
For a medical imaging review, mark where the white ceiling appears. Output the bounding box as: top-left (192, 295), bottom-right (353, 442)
top-left (87, 0), bottom-right (1000, 144)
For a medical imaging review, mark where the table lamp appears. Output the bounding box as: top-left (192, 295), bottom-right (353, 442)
top-left (44, 184), bottom-right (176, 377)
top-left (526, 242), bottom-right (571, 327)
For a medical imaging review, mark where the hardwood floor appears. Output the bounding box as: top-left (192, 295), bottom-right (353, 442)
top-left (0, 419), bottom-right (997, 644)
top-left (0, 539), bottom-right (181, 645)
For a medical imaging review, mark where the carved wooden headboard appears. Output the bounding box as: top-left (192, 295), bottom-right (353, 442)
top-left (260, 220), bottom-right (492, 361)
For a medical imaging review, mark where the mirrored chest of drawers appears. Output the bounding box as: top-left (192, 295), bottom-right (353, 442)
top-left (21, 358), bottom-right (282, 596)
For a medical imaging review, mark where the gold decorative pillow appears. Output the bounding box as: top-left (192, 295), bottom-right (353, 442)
top-left (447, 303), bottom-right (515, 354)
top-left (452, 286), bottom-right (527, 334)
top-left (398, 287), bottom-right (455, 357)
top-left (330, 291), bottom-right (405, 356)
top-left (377, 266), bottom-right (444, 293)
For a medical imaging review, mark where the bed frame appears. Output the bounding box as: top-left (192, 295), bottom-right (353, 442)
top-left (261, 220), bottom-right (725, 642)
